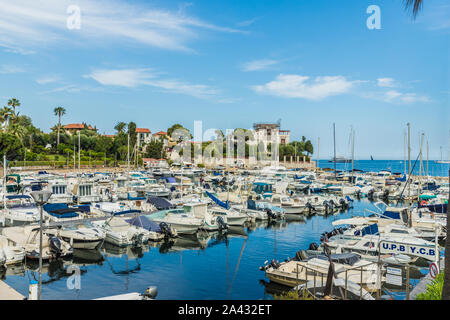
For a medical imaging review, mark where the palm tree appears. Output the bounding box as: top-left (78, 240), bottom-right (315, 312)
top-left (0, 106), bottom-right (13, 132)
top-left (404, 0), bottom-right (423, 18)
top-left (114, 121), bottom-right (126, 134)
top-left (54, 106), bottom-right (66, 146)
top-left (7, 98), bottom-right (20, 115)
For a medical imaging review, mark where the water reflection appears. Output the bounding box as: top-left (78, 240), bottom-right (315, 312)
top-left (0, 199), bottom-right (433, 300)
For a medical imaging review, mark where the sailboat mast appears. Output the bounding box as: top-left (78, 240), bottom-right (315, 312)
top-left (333, 123), bottom-right (336, 180)
top-left (351, 127), bottom-right (354, 185)
top-left (3, 155), bottom-right (6, 209)
top-left (426, 140), bottom-right (429, 179)
top-left (317, 137), bottom-right (320, 173)
top-left (78, 130), bottom-right (81, 172)
top-left (127, 134), bottom-right (130, 172)
top-left (404, 129), bottom-right (407, 175)
top-left (407, 123), bottom-right (411, 199)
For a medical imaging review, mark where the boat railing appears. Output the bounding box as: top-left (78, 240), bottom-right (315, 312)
top-left (292, 260), bottom-right (379, 300)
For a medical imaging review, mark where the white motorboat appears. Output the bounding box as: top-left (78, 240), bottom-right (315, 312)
top-left (2, 225), bottom-right (73, 260)
top-left (0, 234), bottom-right (25, 265)
top-left (1, 195), bottom-right (40, 227)
top-left (92, 216), bottom-right (150, 247)
top-left (45, 221), bottom-right (106, 250)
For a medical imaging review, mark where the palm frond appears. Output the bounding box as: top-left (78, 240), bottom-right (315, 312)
top-left (404, 0), bottom-right (423, 18)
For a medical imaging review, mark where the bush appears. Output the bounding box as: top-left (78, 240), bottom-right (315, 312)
top-left (416, 272), bottom-right (444, 300)
top-left (274, 289), bottom-right (314, 300)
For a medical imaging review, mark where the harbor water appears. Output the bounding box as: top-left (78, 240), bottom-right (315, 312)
top-left (317, 160), bottom-right (449, 177)
top-left (1, 198), bottom-right (426, 300)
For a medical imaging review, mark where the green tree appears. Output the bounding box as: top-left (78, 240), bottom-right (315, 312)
top-left (144, 139), bottom-right (165, 159)
top-left (114, 121), bottom-right (126, 134)
top-left (0, 106), bottom-right (14, 132)
top-left (53, 106), bottom-right (66, 147)
top-left (7, 98), bottom-right (20, 115)
top-left (0, 132), bottom-right (24, 160)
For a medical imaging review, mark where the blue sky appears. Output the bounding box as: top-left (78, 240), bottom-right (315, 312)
top-left (0, 0), bottom-right (448, 159)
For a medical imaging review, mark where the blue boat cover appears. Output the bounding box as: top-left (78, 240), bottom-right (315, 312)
top-left (205, 190), bottom-right (229, 209)
top-left (113, 209), bottom-right (141, 216)
top-left (380, 210), bottom-right (401, 220)
top-left (6, 195), bottom-right (31, 200)
top-left (419, 203), bottom-right (447, 214)
top-left (395, 174), bottom-right (407, 182)
top-left (125, 216), bottom-right (162, 233)
top-left (44, 203), bottom-right (68, 212)
top-left (43, 203), bottom-right (80, 218)
top-left (247, 199), bottom-right (257, 210)
top-left (361, 223), bottom-right (379, 236)
top-left (148, 196), bottom-right (175, 210)
top-left (74, 204), bottom-right (91, 213)
top-left (165, 177), bottom-right (176, 183)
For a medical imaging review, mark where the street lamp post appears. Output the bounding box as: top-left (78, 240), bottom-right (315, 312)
top-left (30, 190), bottom-right (52, 300)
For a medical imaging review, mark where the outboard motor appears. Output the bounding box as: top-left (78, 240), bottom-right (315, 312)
top-left (159, 222), bottom-right (174, 238)
top-left (266, 209), bottom-right (276, 220)
top-left (382, 189), bottom-right (389, 199)
top-left (132, 233), bottom-right (144, 246)
top-left (49, 236), bottom-right (62, 258)
top-left (216, 216), bottom-right (227, 232)
top-left (295, 250), bottom-right (308, 261)
top-left (308, 242), bottom-right (319, 251)
top-left (305, 202), bottom-right (315, 214)
top-left (269, 259), bottom-right (280, 269)
top-left (143, 286), bottom-right (158, 300)
top-left (368, 189), bottom-right (375, 199)
top-left (339, 198), bottom-right (347, 208)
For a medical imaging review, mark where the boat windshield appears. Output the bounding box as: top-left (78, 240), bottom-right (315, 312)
top-left (8, 202), bottom-right (37, 209)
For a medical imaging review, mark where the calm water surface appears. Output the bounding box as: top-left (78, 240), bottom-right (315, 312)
top-left (2, 199), bottom-right (427, 300)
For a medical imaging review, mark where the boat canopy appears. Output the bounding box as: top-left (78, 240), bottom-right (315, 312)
top-left (125, 216), bottom-right (162, 233)
top-left (148, 196), bottom-right (175, 210)
top-left (358, 224), bottom-right (379, 236)
top-left (314, 253), bottom-right (361, 266)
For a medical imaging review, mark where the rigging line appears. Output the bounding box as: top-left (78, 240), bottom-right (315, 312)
top-left (399, 152), bottom-right (421, 199)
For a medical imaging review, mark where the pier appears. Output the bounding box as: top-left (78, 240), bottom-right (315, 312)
top-left (0, 281), bottom-right (25, 300)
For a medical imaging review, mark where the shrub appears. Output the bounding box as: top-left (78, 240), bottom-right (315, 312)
top-left (416, 272), bottom-right (444, 300)
top-left (274, 289), bottom-right (314, 300)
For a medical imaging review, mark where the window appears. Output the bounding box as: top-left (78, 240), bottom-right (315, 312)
top-left (363, 242), bottom-right (375, 247)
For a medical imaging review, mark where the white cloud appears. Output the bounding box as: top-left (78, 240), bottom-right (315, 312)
top-left (377, 77), bottom-right (395, 87)
top-left (252, 74), bottom-right (355, 100)
top-left (0, 0), bottom-right (243, 53)
top-left (0, 65), bottom-right (25, 74)
top-left (242, 59), bottom-right (279, 72)
top-left (85, 68), bottom-right (219, 99)
top-left (383, 90), bottom-right (430, 103)
top-left (36, 75), bottom-right (61, 85)
top-left (236, 17), bottom-right (260, 27)
top-left (85, 68), bottom-right (157, 88)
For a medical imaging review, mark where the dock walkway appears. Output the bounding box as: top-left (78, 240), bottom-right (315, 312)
top-left (0, 281), bottom-right (25, 300)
